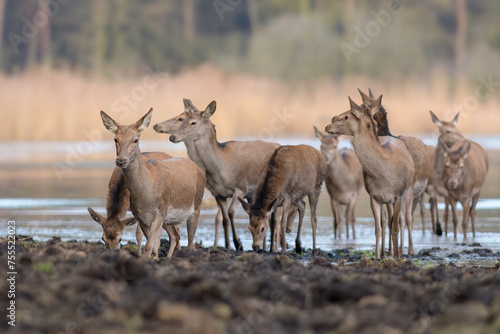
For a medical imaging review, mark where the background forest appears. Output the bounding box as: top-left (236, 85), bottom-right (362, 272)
top-left (1, 0), bottom-right (499, 141)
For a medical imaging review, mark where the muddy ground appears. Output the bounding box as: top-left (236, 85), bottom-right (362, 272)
top-left (1, 236), bottom-right (500, 334)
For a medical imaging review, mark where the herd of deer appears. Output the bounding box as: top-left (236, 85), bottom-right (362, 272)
top-left (87, 89), bottom-right (489, 260)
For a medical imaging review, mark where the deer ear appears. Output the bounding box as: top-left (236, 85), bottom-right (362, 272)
top-left (183, 98), bottom-right (198, 114)
top-left (368, 88), bottom-right (375, 98)
top-left (348, 96), bottom-right (363, 119)
top-left (358, 88), bottom-right (372, 105)
top-left (451, 111), bottom-right (460, 125)
top-left (101, 111), bottom-right (119, 134)
top-left (440, 142), bottom-right (450, 156)
top-left (121, 216), bottom-right (137, 227)
top-left (265, 198), bottom-right (278, 212)
top-left (136, 108), bottom-right (153, 132)
top-left (458, 141), bottom-right (471, 158)
top-left (429, 110), bottom-right (442, 127)
top-left (313, 126), bottom-right (323, 139)
top-left (238, 197), bottom-right (251, 214)
top-left (203, 100), bottom-right (217, 118)
top-left (368, 95), bottom-right (383, 116)
top-left (88, 207), bottom-right (105, 225)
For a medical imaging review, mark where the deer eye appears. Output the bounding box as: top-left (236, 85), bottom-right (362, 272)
top-left (261, 227), bottom-right (265, 232)
top-left (344, 116), bottom-right (348, 120)
top-left (191, 121), bottom-right (196, 126)
top-left (134, 139), bottom-right (138, 143)
top-left (178, 118), bottom-right (184, 122)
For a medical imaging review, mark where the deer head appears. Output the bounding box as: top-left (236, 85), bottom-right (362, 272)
top-left (430, 110), bottom-right (462, 146)
top-left (153, 98), bottom-right (200, 134)
top-left (100, 109), bottom-right (153, 168)
top-left (325, 96), bottom-right (381, 137)
top-left (358, 88), bottom-right (391, 137)
top-left (87, 207), bottom-right (136, 250)
top-left (169, 100), bottom-right (216, 143)
top-left (314, 125), bottom-right (339, 163)
top-left (442, 140), bottom-right (470, 190)
top-left (239, 197), bottom-right (277, 251)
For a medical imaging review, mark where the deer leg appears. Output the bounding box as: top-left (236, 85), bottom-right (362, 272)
top-left (280, 200), bottom-right (291, 252)
top-left (144, 216), bottom-right (164, 259)
top-left (135, 223), bottom-right (143, 256)
top-left (385, 203), bottom-right (393, 257)
top-left (330, 198), bottom-right (339, 239)
top-left (346, 197), bottom-right (356, 239)
top-left (460, 196), bottom-right (472, 239)
top-left (380, 205), bottom-right (386, 257)
top-left (215, 197), bottom-right (231, 249)
top-left (214, 208), bottom-right (222, 247)
top-left (399, 208), bottom-right (405, 256)
top-left (406, 190), bottom-right (415, 255)
top-left (228, 194), bottom-right (243, 251)
top-left (308, 192), bottom-right (320, 251)
top-left (294, 200), bottom-right (306, 253)
top-left (392, 198), bottom-right (402, 258)
top-left (470, 194), bottom-right (479, 238)
top-left (419, 195), bottom-right (425, 234)
top-left (165, 224), bottom-right (180, 258)
top-left (450, 199), bottom-right (458, 239)
top-left (270, 209), bottom-right (277, 252)
top-left (444, 197), bottom-right (450, 236)
top-left (186, 210), bottom-right (200, 250)
top-left (370, 198), bottom-right (382, 259)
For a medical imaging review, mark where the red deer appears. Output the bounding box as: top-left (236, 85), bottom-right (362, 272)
top-left (326, 96), bottom-right (415, 259)
top-left (313, 126), bottom-right (363, 239)
top-left (239, 145), bottom-right (325, 253)
top-left (359, 89), bottom-right (429, 255)
top-left (100, 109), bottom-right (206, 259)
top-left (166, 100), bottom-right (284, 251)
top-left (430, 111), bottom-right (489, 238)
top-left (88, 152), bottom-right (181, 255)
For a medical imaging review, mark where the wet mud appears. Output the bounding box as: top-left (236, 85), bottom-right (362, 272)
top-left (1, 236), bottom-right (500, 334)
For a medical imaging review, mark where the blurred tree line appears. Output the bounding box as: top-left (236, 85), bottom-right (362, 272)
top-left (1, 0), bottom-right (499, 81)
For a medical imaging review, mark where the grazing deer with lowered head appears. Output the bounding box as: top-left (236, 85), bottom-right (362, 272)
top-left (359, 89), bottom-right (429, 254)
top-left (326, 96), bottom-right (415, 259)
top-left (88, 151), bottom-right (181, 255)
top-left (313, 126), bottom-right (363, 239)
top-left (166, 100), bottom-right (284, 251)
top-left (100, 109), bottom-right (206, 259)
top-left (239, 145), bottom-right (325, 253)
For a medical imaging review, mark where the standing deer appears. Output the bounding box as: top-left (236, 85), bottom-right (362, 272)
top-left (166, 100), bottom-right (284, 251)
top-left (430, 111), bottom-right (489, 238)
top-left (359, 89), bottom-right (429, 254)
top-left (88, 151), bottom-right (182, 255)
top-left (100, 108), bottom-right (206, 259)
top-left (326, 96), bottom-right (415, 259)
top-left (153, 100), bottom-right (241, 249)
top-left (313, 126), bottom-right (363, 239)
top-left (239, 145), bottom-right (325, 253)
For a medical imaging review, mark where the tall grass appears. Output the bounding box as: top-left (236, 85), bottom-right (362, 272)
top-left (2, 65), bottom-right (499, 142)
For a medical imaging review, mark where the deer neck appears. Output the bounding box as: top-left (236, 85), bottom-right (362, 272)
top-left (183, 140), bottom-right (206, 173)
top-left (350, 122), bottom-right (389, 178)
top-left (121, 147), bottom-right (152, 201)
top-left (191, 123), bottom-right (226, 176)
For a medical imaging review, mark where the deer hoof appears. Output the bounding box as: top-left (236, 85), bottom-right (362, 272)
top-left (234, 239), bottom-right (243, 252)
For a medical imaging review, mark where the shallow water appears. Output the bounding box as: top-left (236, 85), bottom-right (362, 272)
top-left (1, 138), bottom-right (499, 260)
